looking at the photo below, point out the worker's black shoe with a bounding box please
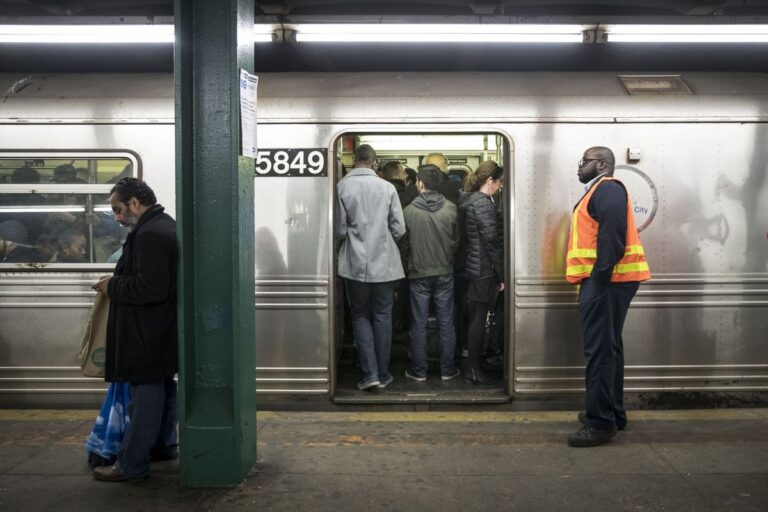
[567,425,617,448]
[578,410,626,431]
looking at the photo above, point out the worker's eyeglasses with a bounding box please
[578,158,603,168]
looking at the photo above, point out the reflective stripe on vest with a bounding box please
[565,176,651,284]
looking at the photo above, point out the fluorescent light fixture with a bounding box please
[0,24,174,43]
[294,24,584,43]
[0,206,84,213]
[607,24,768,43]
[0,24,275,43]
[253,24,274,43]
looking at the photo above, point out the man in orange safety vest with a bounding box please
[566,146,650,447]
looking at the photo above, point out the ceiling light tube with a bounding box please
[0,24,174,44]
[606,24,768,43]
[253,24,274,43]
[294,24,584,43]
[0,24,276,44]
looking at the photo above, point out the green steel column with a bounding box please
[174,0,256,487]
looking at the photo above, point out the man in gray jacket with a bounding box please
[402,165,460,382]
[337,144,406,391]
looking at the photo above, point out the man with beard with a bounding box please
[91,178,178,480]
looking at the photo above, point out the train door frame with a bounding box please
[327,127,515,403]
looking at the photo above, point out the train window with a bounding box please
[0,154,137,265]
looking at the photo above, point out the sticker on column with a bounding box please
[239,69,259,159]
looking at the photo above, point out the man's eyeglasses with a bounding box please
[578,158,603,168]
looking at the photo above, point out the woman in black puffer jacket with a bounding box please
[458,160,504,385]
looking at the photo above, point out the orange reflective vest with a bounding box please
[566,176,651,284]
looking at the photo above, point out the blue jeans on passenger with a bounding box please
[345,279,396,385]
[117,376,178,477]
[409,274,457,377]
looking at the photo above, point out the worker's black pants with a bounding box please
[579,278,640,431]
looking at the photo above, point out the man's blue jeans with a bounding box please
[409,274,457,377]
[117,376,178,477]
[345,279,396,385]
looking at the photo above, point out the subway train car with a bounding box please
[0,72,766,407]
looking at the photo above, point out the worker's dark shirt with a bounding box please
[586,179,627,285]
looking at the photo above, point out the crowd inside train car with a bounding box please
[337,144,505,390]
[0,163,132,264]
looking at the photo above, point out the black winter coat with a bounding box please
[105,205,178,383]
[459,191,503,282]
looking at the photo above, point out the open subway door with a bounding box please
[332,131,512,404]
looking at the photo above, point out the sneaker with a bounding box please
[377,375,394,389]
[567,425,617,448]
[460,348,469,358]
[404,369,427,382]
[357,378,381,391]
[441,368,461,381]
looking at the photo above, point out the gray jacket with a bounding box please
[402,191,458,279]
[337,167,406,283]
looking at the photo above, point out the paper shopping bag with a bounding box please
[78,292,109,378]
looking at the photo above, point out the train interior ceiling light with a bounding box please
[0,24,767,44]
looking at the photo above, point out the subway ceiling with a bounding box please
[1,0,767,72]
[1,0,767,17]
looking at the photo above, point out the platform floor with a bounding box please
[1,408,767,512]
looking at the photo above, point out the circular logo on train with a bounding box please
[90,347,106,367]
[613,165,658,232]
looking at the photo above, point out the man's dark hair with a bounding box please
[380,161,403,180]
[404,167,417,185]
[110,177,157,206]
[12,167,40,184]
[354,144,376,165]
[417,164,443,191]
[58,228,84,247]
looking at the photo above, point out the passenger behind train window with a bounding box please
[0,167,47,244]
[0,220,45,263]
[0,157,134,264]
[54,229,88,263]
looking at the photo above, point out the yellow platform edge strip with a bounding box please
[2,408,767,423]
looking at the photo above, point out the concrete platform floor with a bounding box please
[1,408,767,512]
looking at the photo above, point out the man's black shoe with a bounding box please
[567,425,617,447]
[578,410,626,431]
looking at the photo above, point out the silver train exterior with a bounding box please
[0,72,766,407]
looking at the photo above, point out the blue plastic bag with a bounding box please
[86,382,131,465]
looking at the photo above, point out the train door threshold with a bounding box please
[333,387,509,405]
[333,353,509,404]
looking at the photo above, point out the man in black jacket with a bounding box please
[92,178,178,482]
[402,165,460,382]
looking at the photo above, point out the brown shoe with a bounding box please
[93,465,149,482]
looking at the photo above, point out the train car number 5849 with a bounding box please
[254,148,327,177]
